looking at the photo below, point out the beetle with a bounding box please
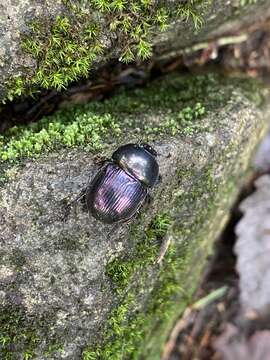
[86,143,159,224]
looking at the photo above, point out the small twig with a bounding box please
[156,234,171,264]
[161,286,228,359]
[157,34,248,60]
[192,286,228,310]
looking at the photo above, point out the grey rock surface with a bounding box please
[253,132,270,172]
[0,73,270,358]
[235,175,270,311]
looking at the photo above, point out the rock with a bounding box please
[253,132,270,172]
[0,72,269,359]
[1,0,270,101]
[235,175,270,311]
[215,324,270,360]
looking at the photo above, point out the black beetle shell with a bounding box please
[87,163,147,224]
[112,143,159,188]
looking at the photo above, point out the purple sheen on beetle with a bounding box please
[87,163,147,224]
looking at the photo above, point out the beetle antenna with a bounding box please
[62,188,86,222]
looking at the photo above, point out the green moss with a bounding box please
[0,309,35,360]
[0,307,63,360]
[83,213,172,359]
[237,0,258,6]
[0,111,121,161]
[106,213,171,293]
[3,0,207,102]
[1,73,243,163]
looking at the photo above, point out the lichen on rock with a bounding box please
[0,72,269,359]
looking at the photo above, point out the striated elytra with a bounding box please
[86,143,159,224]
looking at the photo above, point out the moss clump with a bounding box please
[1,73,241,163]
[0,111,121,161]
[83,213,172,359]
[0,308,37,360]
[106,213,171,293]
[3,0,207,102]
[0,307,63,360]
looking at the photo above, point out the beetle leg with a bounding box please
[155,234,171,265]
[72,187,87,204]
[62,188,87,221]
[107,223,121,237]
[139,193,153,213]
[156,174,162,185]
[145,193,153,205]
[94,156,109,167]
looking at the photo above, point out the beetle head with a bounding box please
[140,143,157,157]
[112,143,159,188]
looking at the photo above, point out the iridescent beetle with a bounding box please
[86,143,159,224]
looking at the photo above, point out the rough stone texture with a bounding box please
[0,73,270,359]
[235,175,270,311]
[1,0,270,99]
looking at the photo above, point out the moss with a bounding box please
[0,111,121,161]
[83,213,172,359]
[0,72,252,163]
[0,307,63,360]
[3,0,207,102]
[105,213,171,293]
[236,0,258,6]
